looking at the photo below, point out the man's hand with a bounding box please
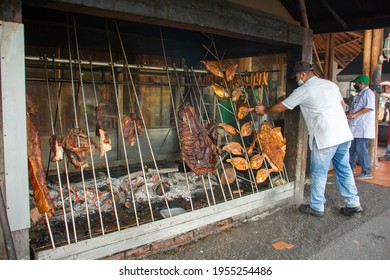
[255,104,266,116]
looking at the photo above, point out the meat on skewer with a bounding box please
[95,105,112,158]
[121,113,145,148]
[178,101,220,175]
[49,135,64,162]
[26,95,55,216]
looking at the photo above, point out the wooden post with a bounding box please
[370,29,383,87]
[324,34,330,79]
[362,30,372,77]
[328,33,335,81]
[369,29,384,167]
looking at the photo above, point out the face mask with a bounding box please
[297,74,305,86]
[353,84,360,92]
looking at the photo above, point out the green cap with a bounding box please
[352,75,370,84]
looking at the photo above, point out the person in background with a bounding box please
[381,81,390,122]
[347,75,376,179]
[378,81,390,161]
[255,60,362,217]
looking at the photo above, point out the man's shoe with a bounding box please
[340,205,363,216]
[299,204,324,217]
[378,155,390,161]
[355,173,372,180]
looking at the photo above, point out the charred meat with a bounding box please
[26,96,55,216]
[178,101,220,175]
[205,120,222,154]
[49,135,64,162]
[62,127,98,168]
[121,113,145,148]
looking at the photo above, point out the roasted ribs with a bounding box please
[177,101,220,175]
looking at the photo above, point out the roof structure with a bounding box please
[280,0,390,73]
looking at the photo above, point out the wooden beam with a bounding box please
[24,0,307,46]
[298,0,309,28]
[312,41,324,73]
[335,37,362,49]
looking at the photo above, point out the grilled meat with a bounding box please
[250,154,264,170]
[95,105,112,157]
[200,60,224,78]
[257,121,286,172]
[218,122,238,136]
[256,168,271,184]
[231,86,243,102]
[246,137,256,155]
[177,101,220,175]
[225,64,238,81]
[121,113,145,148]
[240,121,253,137]
[226,157,250,171]
[210,83,229,99]
[237,105,254,120]
[205,120,222,154]
[26,96,54,216]
[222,142,244,155]
[49,135,64,162]
[62,127,98,168]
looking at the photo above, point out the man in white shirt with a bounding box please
[347,75,376,179]
[255,61,362,217]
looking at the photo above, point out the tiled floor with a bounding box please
[337,144,390,188]
[354,144,390,187]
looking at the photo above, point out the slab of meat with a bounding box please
[257,121,286,172]
[49,135,64,162]
[177,102,220,175]
[200,60,224,79]
[121,113,145,147]
[225,63,238,81]
[204,120,221,154]
[95,105,112,157]
[26,96,55,216]
[62,127,98,168]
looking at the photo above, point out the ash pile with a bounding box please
[30,166,225,225]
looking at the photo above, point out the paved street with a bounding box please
[146,175,390,260]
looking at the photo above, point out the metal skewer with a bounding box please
[43,54,70,245]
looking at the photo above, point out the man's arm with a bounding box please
[255,103,288,116]
[346,108,372,120]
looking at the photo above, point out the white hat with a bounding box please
[380,81,390,86]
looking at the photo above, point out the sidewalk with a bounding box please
[145,149,390,260]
